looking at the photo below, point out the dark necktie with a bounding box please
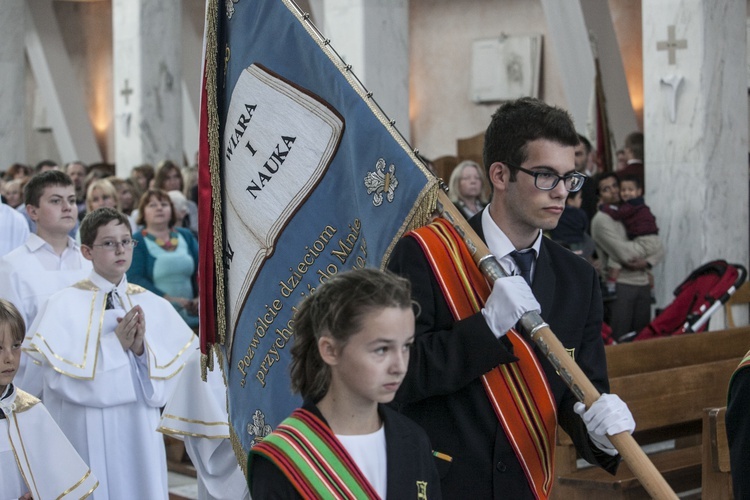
[105,291,115,310]
[0,384,12,420]
[510,250,535,286]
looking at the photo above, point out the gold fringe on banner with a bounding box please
[230,424,249,477]
[205,0,227,351]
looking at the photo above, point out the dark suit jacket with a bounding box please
[387,214,618,499]
[580,174,599,228]
[248,401,442,499]
[727,362,750,500]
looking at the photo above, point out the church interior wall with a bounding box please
[25,1,113,166]
[408,0,565,160]
[608,0,642,132]
[409,0,645,160]
[18,0,736,170]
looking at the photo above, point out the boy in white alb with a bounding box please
[0,171,92,394]
[1,298,99,499]
[22,208,198,499]
[0,196,29,258]
[158,349,250,500]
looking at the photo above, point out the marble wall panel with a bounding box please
[0,0,26,165]
[643,0,748,315]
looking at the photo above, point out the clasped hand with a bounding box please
[115,305,146,356]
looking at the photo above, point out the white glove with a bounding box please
[574,393,635,456]
[481,276,541,339]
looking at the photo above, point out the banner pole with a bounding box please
[435,191,678,500]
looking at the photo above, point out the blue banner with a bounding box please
[203,0,437,459]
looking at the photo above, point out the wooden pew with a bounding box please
[702,407,733,499]
[552,327,749,499]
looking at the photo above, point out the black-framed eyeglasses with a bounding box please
[504,162,586,193]
[92,239,138,251]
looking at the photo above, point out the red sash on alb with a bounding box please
[409,218,557,499]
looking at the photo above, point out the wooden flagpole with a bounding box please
[434,191,678,500]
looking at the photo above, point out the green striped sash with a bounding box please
[248,408,380,499]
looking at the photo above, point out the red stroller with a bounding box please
[631,260,747,341]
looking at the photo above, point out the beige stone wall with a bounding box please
[608,0,642,131]
[409,0,645,161]
[24,0,644,166]
[408,0,566,160]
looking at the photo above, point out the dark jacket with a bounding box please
[549,205,589,245]
[248,401,442,499]
[600,197,658,239]
[727,359,750,500]
[387,214,618,499]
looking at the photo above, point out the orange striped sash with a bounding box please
[409,218,557,499]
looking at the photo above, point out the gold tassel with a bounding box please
[230,424,249,477]
[204,0,228,349]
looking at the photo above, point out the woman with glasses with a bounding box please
[130,189,200,328]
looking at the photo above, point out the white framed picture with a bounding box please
[470,34,543,103]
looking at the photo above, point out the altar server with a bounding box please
[158,348,250,500]
[23,207,197,499]
[1,298,99,499]
[0,170,92,394]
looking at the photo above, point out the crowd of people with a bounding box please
[0,159,243,499]
[1,97,747,500]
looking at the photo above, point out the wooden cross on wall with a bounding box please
[657,25,687,65]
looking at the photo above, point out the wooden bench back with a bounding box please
[554,328,748,498]
[611,358,737,432]
[605,326,750,378]
[557,355,739,447]
[702,407,733,499]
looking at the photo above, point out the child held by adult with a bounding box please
[247,268,441,499]
[1,299,99,499]
[599,175,663,296]
[22,207,198,499]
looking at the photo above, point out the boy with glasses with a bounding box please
[389,97,634,498]
[22,207,197,499]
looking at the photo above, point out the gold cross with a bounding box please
[656,25,687,65]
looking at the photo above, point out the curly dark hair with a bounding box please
[290,268,413,401]
[482,97,579,181]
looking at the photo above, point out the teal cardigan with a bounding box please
[129,227,199,298]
